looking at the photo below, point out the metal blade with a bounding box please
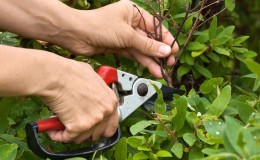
[149,85,184,102]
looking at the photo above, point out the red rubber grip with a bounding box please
[97,66,118,84]
[36,66,118,132]
[37,117,65,133]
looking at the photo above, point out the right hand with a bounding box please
[43,61,119,144]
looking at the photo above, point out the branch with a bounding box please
[154,113,178,143]
[170,0,207,79]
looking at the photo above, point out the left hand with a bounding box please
[68,1,178,78]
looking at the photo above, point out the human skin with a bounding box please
[0,0,178,143]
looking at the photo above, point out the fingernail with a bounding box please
[159,45,171,55]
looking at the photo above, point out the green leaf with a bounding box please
[207,52,220,62]
[152,83,166,114]
[242,50,257,58]
[183,133,197,146]
[216,26,235,39]
[225,0,235,12]
[208,85,231,117]
[127,136,145,149]
[204,120,225,138]
[187,41,206,51]
[194,64,212,79]
[0,143,18,160]
[188,147,204,160]
[185,52,195,65]
[18,151,39,160]
[197,129,215,145]
[0,98,19,133]
[172,96,187,131]
[231,47,248,54]
[233,36,250,46]
[214,47,230,56]
[0,134,28,150]
[0,32,19,46]
[200,152,239,160]
[171,143,183,159]
[235,101,255,123]
[115,137,127,160]
[223,116,243,156]
[191,46,208,57]
[195,33,209,43]
[184,17,193,33]
[210,36,231,46]
[186,112,201,127]
[237,129,260,157]
[133,152,148,160]
[253,77,260,91]
[177,65,190,78]
[209,17,217,40]
[199,77,223,94]
[202,148,224,156]
[156,150,172,157]
[244,59,260,76]
[77,0,90,8]
[130,120,156,135]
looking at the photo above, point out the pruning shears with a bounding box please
[25,66,183,159]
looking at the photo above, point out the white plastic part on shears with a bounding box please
[115,70,162,122]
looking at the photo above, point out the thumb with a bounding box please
[132,32,172,58]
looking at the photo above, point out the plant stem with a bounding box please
[170,0,206,79]
[154,114,178,143]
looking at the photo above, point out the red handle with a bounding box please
[37,117,65,133]
[97,66,118,84]
[36,66,118,132]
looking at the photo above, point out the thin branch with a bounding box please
[163,0,177,19]
[170,5,190,48]
[133,4,151,37]
[188,0,224,19]
[154,114,178,143]
[170,0,207,79]
[195,0,235,29]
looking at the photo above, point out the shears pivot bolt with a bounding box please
[137,83,148,96]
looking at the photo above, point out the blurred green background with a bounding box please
[234,0,260,61]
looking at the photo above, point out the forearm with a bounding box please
[0,45,64,97]
[0,0,81,49]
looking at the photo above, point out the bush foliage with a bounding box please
[0,0,259,160]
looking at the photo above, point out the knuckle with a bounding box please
[103,127,117,138]
[144,38,154,53]
[93,112,104,123]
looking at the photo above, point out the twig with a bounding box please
[170,5,190,48]
[188,0,224,19]
[195,0,235,29]
[163,0,177,19]
[170,0,207,79]
[154,113,178,143]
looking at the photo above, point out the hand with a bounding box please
[0,0,178,78]
[43,61,119,143]
[68,1,178,78]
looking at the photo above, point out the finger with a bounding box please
[90,108,119,141]
[167,54,176,66]
[162,32,179,54]
[131,30,172,58]
[131,6,179,54]
[125,48,163,78]
[72,129,93,144]
[73,110,118,143]
[135,27,178,57]
[102,109,119,138]
[47,130,78,143]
